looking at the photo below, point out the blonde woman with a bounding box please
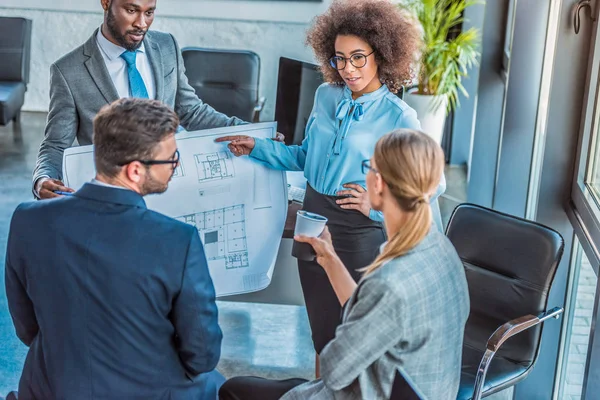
[219,129,470,400]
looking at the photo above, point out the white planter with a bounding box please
[402,91,448,145]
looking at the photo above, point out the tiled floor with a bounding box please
[0,114,44,395]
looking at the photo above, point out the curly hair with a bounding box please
[306,0,421,93]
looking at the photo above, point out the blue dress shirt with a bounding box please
[251,83,446,222]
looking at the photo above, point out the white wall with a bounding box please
[0,0,331,118]
[0,0,331,23]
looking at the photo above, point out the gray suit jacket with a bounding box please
[33,29,244,184]
[282,228,470,400]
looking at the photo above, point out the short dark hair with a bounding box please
[306,0,422,93]
[93,98,179,177]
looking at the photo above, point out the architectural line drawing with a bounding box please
[195,151,235,182]
[177,205,249,269]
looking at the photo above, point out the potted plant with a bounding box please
[399,0,482,144]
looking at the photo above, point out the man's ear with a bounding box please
[101,0,110,12]
[125,162,145,184]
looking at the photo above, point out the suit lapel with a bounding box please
[83,29,120,104]
[145,34,164,102]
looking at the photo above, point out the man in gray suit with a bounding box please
[34,0,248,198]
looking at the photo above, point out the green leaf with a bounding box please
[400,0,484,113]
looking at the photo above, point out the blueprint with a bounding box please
[177,204,249,269]
[62,122,288,297]
[195,151,235,182]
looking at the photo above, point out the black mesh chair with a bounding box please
[446,204,564,400]
[0,17,32,127]
[181,47,265,122]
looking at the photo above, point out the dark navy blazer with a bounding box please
[5,183,223,399]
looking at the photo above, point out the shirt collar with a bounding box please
[343,83,389,104]
[96,26,146,62]
[75,182,147,209]
[90,178,128,190]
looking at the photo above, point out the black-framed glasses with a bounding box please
[119,149,180,168]
[329,50,375,70]
[361,159,378,175]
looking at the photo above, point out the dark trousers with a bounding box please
[299,185,386,353]
[218,376,307,400]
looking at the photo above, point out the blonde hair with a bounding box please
[362,129,444,275]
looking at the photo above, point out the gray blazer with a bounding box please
[33,29,244,184]
[282,228,470,400]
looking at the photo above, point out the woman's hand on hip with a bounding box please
[295,227,342,271]
[215,135,256,156]
[336,183,371,217]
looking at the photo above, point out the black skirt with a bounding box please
[298,184,386,353]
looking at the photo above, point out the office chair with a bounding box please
[0,17,32,128]
[446,204,564,400]
[181,47,265,123]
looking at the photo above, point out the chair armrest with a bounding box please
[487,307,564,352]
[252,97,266,123]
[472,306,563,400]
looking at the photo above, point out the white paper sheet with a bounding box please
[63,122,288,297]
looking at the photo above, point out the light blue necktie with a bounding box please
[120,51,149,99]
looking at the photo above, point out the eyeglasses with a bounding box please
[329,51,375,70]
[119,149,180,169]
[361,159,378,175]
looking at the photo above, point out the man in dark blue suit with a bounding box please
[5,98,223,399]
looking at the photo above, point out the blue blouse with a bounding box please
[250,83,446,222]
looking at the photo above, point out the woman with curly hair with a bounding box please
[217,0,446,371]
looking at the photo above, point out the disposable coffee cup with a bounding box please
[291,210,328,261]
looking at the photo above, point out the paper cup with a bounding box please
[292,211,328,261]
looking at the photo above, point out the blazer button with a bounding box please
[400,341,409,350]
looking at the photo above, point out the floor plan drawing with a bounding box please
[177,205,249,269]
[64,122,286,296]
[195,151,235,182]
